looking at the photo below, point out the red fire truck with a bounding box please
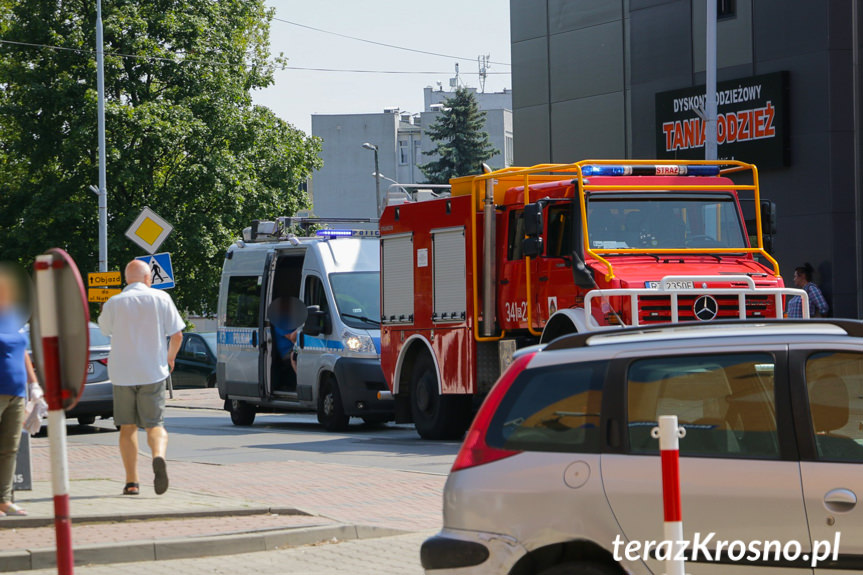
[378,159,806,439]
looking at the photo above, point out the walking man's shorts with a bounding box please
[113,380,166,428]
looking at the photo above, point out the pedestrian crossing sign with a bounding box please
[135,252,175,290]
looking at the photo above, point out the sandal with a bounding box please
[153,457,169,495]
[1,503,27,516]
[123,482,140,496]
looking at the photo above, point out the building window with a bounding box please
[398,140,409,165]
[413,140,422,165]
[505,134,514,166]
[718,0,735,19]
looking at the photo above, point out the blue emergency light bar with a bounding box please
[581,165,721,177]
[316,229,380,238]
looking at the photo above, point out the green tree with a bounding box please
[420,87,499,184]
[0,0,322,315]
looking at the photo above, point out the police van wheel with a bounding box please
[229,400,256,426]
[410,353,471,440]
[317,375,349,431]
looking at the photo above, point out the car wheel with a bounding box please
[317,374,349,431]
[206,374,216,388]
[77,416,96,426]
[538,561,621,575]
[229,399,256,426]
[410,352,472,440]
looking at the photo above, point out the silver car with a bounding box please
[423,320,863,574]
[23,322,113,426]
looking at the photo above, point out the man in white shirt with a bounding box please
[99,260,185,496]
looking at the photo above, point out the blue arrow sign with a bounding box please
[135,252,175,290]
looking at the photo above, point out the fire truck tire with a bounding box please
[411,353,472,440]
[229,399,256,426]
[317,374,350,431]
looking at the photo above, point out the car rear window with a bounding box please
[486,361,607,454]
[627,353,779,459]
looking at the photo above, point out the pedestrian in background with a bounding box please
[787,262,829,318]
[0,265,36,516]
[99,260,184,496]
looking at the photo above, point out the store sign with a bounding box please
[655,71,789,168]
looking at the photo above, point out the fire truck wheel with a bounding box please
[411,353,472,440]
[229,400,256,426]
[317,374,350,431]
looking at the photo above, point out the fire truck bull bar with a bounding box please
[583,275,810,329]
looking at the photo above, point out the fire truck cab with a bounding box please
[379,160,808,439]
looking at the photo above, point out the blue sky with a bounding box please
[254,0,512,134]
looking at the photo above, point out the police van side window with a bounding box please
[225,276,261,327]
[304,276,329,313]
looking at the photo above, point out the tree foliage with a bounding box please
[419,87,499,184]
[0,0,322,315]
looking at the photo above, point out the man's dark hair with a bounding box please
[795,262,814,282]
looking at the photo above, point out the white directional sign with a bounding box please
[125,207,173,254]
[135,252,175,290]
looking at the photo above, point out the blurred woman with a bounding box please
[0,266,34,516]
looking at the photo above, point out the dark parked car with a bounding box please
[22,322,113,426]
[172,332,217,388]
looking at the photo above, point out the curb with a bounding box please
[0,506,310,530]
[0,524,409,572]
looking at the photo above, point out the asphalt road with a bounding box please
[63,406,461,476]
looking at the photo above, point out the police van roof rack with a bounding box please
[244,217,379,243]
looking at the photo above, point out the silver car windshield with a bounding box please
[587,196,747,250]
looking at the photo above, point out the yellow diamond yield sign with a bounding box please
[125,207,173,254]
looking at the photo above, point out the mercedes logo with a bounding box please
[693,295,719,321]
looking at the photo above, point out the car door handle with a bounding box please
[824,488,857,513]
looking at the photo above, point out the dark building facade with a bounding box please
[510,0,863,318]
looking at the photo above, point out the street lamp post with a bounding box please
[362,142,380,217]
[96,0,108,272]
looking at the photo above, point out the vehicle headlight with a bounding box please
[342,330,376,355]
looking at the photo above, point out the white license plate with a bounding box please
[646,280,694,290]
[87,362,95,374]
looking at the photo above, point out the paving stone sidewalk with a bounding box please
[0,389,443,572]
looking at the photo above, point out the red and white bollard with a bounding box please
[651,415,687,575]
[34,254,75,575]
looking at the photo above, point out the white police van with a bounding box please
[216,218,392,430]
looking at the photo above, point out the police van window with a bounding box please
[627,353,780,459]
[805,351,863,462]
[507,209,525,260]
[304,275,329,313]
[225,276,260,327]
[546,205,571,258]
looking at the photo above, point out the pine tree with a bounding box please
[420,87,499,184]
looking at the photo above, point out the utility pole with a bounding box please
[705,0,718,160]
[96,0,108,272]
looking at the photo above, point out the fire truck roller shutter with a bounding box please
[432,227,466,322]
[381,234,414,324]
